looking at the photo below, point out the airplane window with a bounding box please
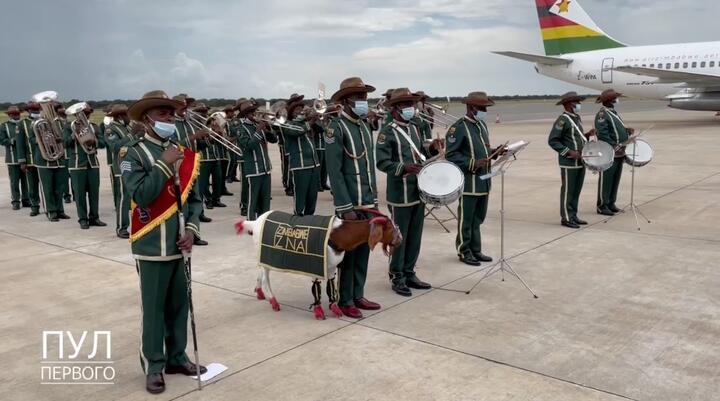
[642,64,646,67]
[701,62,706,68]
[711,61,716,67]
[683,62,688,68]
[667,63,672,68]
[650,64,655,68]
[692,62,697,68]
[674,63,680,68]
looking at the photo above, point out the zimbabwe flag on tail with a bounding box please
[536,0,625,56]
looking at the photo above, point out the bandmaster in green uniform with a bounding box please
[325,77,382,319]
[595,89,634,216]
[122,90,206,394]
[0,106,30,209]
[376,88,442,297]
[445,91,497,266]
[236,98,277,220]
[548,92,595,229]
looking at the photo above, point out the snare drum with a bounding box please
[582,141,614,173]
[417,160,464,206]
[624,139,653,167]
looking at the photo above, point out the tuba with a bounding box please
[31,91,66,161]
[66,102,98,154]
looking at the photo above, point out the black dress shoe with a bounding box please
[22,201,32,207]
[459,253,481,266]
[146,373,165,394]
[573,217,588,225]
[222,190,233,196]
[322,185,332,191]
[285,189,294,196]
[225,178,234,184]
[49,216,59,222]
[476,253,493,262]
[561,220,580,229]
[12,203,20,210]
[63,195,72,204]
[30,209,40,216]
[199,214,212,223]
[58,213,71,220]
[80,221,90,229]
[89,219,107,226]
[406,275,431,290]
[609,205,623,213]
[205,202,214,209]
[117,230,130,239]
[597,208,615,216]
[165,362,207,376]
[194,237,208,246]
[391,282,412,297]
[213,201,227,208]
[240,208,248,217]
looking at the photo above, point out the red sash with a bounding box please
[130,147,200,242]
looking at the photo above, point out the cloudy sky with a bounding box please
[0,0,716,102]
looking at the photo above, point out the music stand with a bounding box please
[622,140,651,230]
[466,140,538,298]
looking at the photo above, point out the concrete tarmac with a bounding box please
[0,101,718,401]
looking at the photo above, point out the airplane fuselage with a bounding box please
[536,41,720,110]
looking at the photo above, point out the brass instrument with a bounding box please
[31,91,65,161]
[186,109,243,156]
[254,101,304,131]
[66,102,98,154]
[312,98,341,119]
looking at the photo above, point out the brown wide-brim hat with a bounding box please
[6,105,20,115]
[103,104,113,114]
[233,97,248,111]
[128,90,184,121]
[287,101,305,115]
[596,89,623,103]
[236,99,259,117]
[331,77,376,102]
[415,91,430,101]
[25,102,41,112]
[462,91,495,107]
[192,102,209,113]
[223,105,236,113]
[556,91,586,105]
[176,93,196,106]
[108,104,129,117]
[287,93,305,106]
[385,88,422,108]
[383,88,394,99]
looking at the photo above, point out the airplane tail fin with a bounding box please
[535,0,626,56]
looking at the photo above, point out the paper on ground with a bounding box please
[191,362,228,382]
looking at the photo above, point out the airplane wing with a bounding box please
[492,51,572,66]
[615,66,720,86]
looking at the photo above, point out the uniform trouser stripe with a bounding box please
[389,203,425,283]
[561,169,569,221]
[70,167,100,222]
[597,158,623,209]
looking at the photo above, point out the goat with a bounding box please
[235,209,402,320]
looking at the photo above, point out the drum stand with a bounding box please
[466,170,538,298]
[622,143,651,230]
[425,205,457,233]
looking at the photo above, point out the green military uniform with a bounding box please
[226,118,241,184]
[64,121,105,226]
[595,106,628,212]
[230,118,250,213]
[237,118,277,220]
[16,117,41,213]
[309,121,328,190]
[197,136,223,207]
[57,118,72,203]
[548,112,587,223]
[280,120,320,216]
[376,120,429,286]
[445,116,492,258]
[325,111,378,306]
[174,116,198,152]
[106,121,133,235]
[120,134,202,375]
[277,130,293,193]
[0,119,30,208]
[17,118,67,220]
[411,115,434,142]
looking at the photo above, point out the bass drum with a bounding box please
[624,139,653,167]
[417,160,464,207]
[582,141,614,173]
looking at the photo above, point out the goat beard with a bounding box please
[382,243,394,257]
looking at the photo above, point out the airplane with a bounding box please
[494,0,720,111]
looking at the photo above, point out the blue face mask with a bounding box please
[150,119,177,139]
[401,107,415,121]
[573,104,582,113]
[475,111,487,121]
[30,113,40,119]
[352,100,369,118]
[613,99,620,106]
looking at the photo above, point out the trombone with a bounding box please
[254,101,304,131]
[185,109,243,156]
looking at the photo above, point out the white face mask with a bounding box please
[613,99,620,106]
[573,104,582,113]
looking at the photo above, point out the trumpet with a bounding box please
[254,101,304,131]
[186,110,243,156]
[31,91,65,161]
[312,98,342,119]
[66,102,98,154]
